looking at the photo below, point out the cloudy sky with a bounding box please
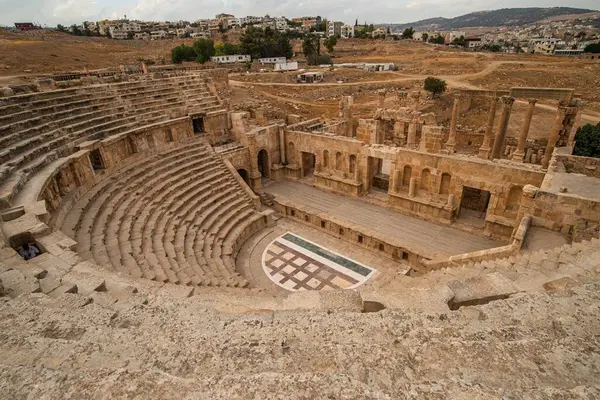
[1,0,598,26]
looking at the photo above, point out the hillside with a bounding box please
[385,7,598,31]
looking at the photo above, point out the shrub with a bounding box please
[423,77,447,98]
[573,123,600,158]
[171,44,197,64]
[193,39,215,64]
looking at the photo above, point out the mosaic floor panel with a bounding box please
[262,232,376,291]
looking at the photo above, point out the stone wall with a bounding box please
[555,154,600,178]
[272,197,420,270]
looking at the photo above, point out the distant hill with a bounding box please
[383,7,598,31]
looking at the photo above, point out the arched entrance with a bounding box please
[237,168,249,184]
[257,149,270,180]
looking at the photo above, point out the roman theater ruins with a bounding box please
[0,66,599,397]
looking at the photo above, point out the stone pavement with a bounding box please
[264,180,503,258]
[237,218,407,294]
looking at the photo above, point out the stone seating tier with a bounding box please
[0,83,215,140]
[0,82,217,141]
[0,74,224,209]
[60,141,259,288]
[0,74,212,111]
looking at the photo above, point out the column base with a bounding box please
[478,147,491,160]
[250,172,263,191]
[444,142,456,153]
[511,150,525,163]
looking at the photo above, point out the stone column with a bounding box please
[388,160,397,194]
[393,169,401,192]
[445,97,460,152]
[511,99,537,162]
[247,138,262,190]
[397,92,407,107]
[278,128,286,165]
[567,109,582,147]
[141,62,148,74]
[412,92,421,110]
[378,90,387,109]
[408,177,417,198]
[542,106,568,168]
[407,122,418,147]
[478,97,498,159]
[491,96,515,160]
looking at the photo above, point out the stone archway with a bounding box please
[257,149,270,180]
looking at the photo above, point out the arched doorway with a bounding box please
[257,149,270,180]
[237,168,249,184]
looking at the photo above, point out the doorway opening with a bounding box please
[257,149,270,181]
[301,151,316,177]
[192,117,205,134]
[89,149,105,171]
[459,186,491,227]
[237,168,249,184]
[367,156,390,193]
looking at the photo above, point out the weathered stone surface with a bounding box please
[447,272,518,309]
[0,282,599,398]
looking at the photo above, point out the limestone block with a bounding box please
[543,277,577,293]
[62,270,106,294]
[0,87,14,97]
[284,290,363,313]
[447,272,518,310]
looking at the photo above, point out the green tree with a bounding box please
[56,24,65,32]
[584,42,600,53]
[422,33,429,42]
[324,36,337,53]
[70,24,82,36]
[171,44,197,63]
[423,77,447,98]
[215,42,240,56]
[302,33,322,65]
[428,34,445,44]
[192,39,215,63]
[573,123,600,158]
[239,26,293,59]
[483,43,502,52]
[402,27,414,39]
[451,35,466,47]
[355,18,358,27]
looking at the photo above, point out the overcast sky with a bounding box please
[1,0,598,27]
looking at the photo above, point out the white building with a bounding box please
[258,57,287,64]
[340,25,354,39]
[274,62,298,71]
[134,32,150,40]
[327,21,343,37]
[150,30,167,40]
[211,54,252,63]
[445,31,466,44]
[190,31,210,39]
[274,17,288,32]
[109,29,129,40]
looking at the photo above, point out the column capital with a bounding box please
[527,98,538,105]
[500,96,515,107]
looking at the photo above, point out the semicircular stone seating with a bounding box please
[59,140,263,288]
[0,72,268,289]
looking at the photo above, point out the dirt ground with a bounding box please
[0,28,194,77]
[1,28,599,132]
